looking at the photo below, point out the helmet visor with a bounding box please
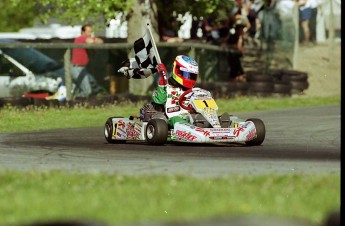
[174,65,197,80]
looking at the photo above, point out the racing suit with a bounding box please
[118,59,190,127]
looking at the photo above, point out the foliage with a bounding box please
[0,0,133,31]
[0,0,37,31]
[156,0,235,35]
[34,0,132,28]
[0,0,235,33]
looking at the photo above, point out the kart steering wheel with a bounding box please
[178,88,194,111]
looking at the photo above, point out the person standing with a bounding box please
[71,24,104,97]
[307,0,321,44]
[226,18,247,82]
[295,0,312,45]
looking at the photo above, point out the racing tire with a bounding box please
[104,117,126,144]
[145,119,168,145]
[245,118,266,146]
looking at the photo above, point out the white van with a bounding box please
[0,39,63,98]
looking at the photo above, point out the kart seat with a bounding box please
[219,112,231,128]
[193,114,210,128]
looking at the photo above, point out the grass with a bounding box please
[0,171,340,226]
[0,95,340,225]
[0,95,340,133]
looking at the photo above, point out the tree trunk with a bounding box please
[127,0,159,96]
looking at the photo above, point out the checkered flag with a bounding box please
[133,27,158,69]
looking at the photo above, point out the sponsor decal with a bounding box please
[114,121,126,138]
[175,130,197,141]
[167,90,181,105]
[117,128,126,134]
[233,127,245,137]
[210,128,231,133]
[167,106,180,113]
[246,129,257,141]
[117,120,126,129]
[134,123,142,134]
[195,127,211,136]
[116,131,126,138]
[210,136,236,140]
[125,122,141,140]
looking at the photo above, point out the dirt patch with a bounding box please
[295,43,341,97]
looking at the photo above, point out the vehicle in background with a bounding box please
[0,39,104,100]
[0,39,63,99]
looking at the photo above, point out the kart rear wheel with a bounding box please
[104,117,126,144]
[245,118,265,146]
[145,119,168,145]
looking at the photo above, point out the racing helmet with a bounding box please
[171,55,198,89]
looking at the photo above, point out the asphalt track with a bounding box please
[0,105,340,177]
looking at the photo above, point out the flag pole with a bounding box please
[146,23,162,64]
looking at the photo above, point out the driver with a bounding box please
[118,55,229,128]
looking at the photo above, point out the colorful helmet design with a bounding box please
[171,55,198,89]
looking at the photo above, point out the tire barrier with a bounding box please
[246,71,274,97]
[197,82,238,99]
[279,70,309,94]
[0,69,309,109]
[234,81,249,96]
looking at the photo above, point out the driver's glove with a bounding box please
[118,66,133,79]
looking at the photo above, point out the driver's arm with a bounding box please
[152,85,167,105]
[118,58,158,79]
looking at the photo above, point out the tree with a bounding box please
[1,0,235,36]
[0,1,37,31]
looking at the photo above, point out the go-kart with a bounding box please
[104,87,265,146]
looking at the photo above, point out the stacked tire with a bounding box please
[246,70,274,97]
[280,70,309,94]
[270,70,293,97]
[197,82,238,99]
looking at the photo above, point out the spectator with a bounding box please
[226,18,247,82]
[161,28,183,43]
[295,0,312,45]
[224,1,250,82]
[202,14,230,46]
[245,0,264,46]
[308,0,321,44]
[201,14,219,44]
[71,23,104,97]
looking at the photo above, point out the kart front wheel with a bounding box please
[245,118,265,146]
[104,117,126,144]
[145,119,168,145]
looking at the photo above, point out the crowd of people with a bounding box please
[179,0,321,83]
[194,0,264,83]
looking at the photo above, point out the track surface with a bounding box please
[0,105,340,177]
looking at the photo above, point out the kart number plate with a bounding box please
[194,99,217,111]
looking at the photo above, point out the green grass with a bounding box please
[0,171,340,226]
[0,95,340,133]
